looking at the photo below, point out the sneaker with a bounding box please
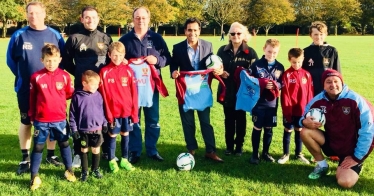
[224,149,233,155]
[30,176,42,191]
[308,164,330,180]
[234,147,243,156]
[120,158,135,171]
[296,154,310,164]
[64,170,77,182]
[278,154,290,164]
[102,153,119,161]
[17,161,30,175]
[46,156,63,166]
[262,153,275,162]
[81,170,88,182]
[72,155,81,168]
[92,169,103,179]
[249,154,260,165]
[109,159,119,173]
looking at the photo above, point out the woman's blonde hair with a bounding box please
[228,22,251,43]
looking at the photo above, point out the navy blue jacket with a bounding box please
[119,30,171,75]
[69,89,107,132]
[250,56,284,108]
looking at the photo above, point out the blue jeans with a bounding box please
[129,91,160,156]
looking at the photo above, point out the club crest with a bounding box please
[80,43,87,52]
[21,112,27,119]
[81,140,86,146]
[147,40,153,48]
[121,77,128,86]
[34,129,40,137]
[142,67,148,76]
[342,106,351,115]
[97,42,104,50]
[56,82,64,90]
[302,77,307,84]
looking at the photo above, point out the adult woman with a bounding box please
[217,22,258,156]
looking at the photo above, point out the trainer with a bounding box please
[300,69,374,188]
[64,5,112,167]
[6,1,65,175]
[118,6,171,164]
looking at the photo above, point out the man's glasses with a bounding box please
[230,32,242,36]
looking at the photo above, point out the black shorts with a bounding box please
[321,131,363,175]
[79,131,103,148]
[252,107,277,128]
[283,116,302,130]
[17,90,31,125]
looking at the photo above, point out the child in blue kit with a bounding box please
[69,70,107,181]
[249,39,284,164]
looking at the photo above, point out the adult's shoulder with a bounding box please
[199,39,212,46]
[173,39,187,48]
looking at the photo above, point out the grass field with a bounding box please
[0,35,374,195]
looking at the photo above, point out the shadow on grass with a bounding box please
[127,143,374,195]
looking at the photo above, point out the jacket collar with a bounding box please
[223,42,249,52]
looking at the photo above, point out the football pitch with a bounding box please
[0,35,373,195]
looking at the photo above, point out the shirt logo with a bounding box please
[56,82,64,90]
[121,77,128,86]
[97,42,104,50]
[108,78,115,83]
[342,106,351,115]
[142,68,149,76]
[308,58,314,66]
[40,84,48,88]
[320,106,327,114]
[302,77,307,84]
[80,43,87,51]
[289,78,296,83]
[147,40,153,48]
[23,42,33,50]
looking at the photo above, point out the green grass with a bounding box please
[0,35,374,195]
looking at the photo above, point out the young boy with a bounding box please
[278,48,313,164]
[69,70,107,181]
[99,42,138,173]
[249,39,284,164]
[302,21,341,96]
[28,44,75,191]
[302,21,341,162]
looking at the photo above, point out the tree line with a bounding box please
[1,0,374,38]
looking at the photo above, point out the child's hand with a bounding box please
[122,58,128,64]
[144,55,158,65]
[302,116,322,129]
[72,131,80,140]
[110,121,116,130]
[172,70,180,79]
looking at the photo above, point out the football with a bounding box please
[205,54,223,70]
[305,108,326,125]
[176,153,195,171]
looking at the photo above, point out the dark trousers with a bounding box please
[178,105,216,153]
[223,106,246,150]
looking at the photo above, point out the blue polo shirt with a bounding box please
[118,29,171,72]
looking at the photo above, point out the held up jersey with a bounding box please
[128,58,168,107]
[175,70,225,112]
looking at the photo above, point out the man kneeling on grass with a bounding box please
[300,69,374,188]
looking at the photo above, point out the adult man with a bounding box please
[6,1,65,175]
[118,6,171,164]
[300,69,374,188]
[170,18,224,162]
[64,6,112,167]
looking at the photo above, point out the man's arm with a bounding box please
[154,36,171,68]
[6,34,18,76]
[170,45,179,78]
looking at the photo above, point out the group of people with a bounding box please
[5,2,374,191]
